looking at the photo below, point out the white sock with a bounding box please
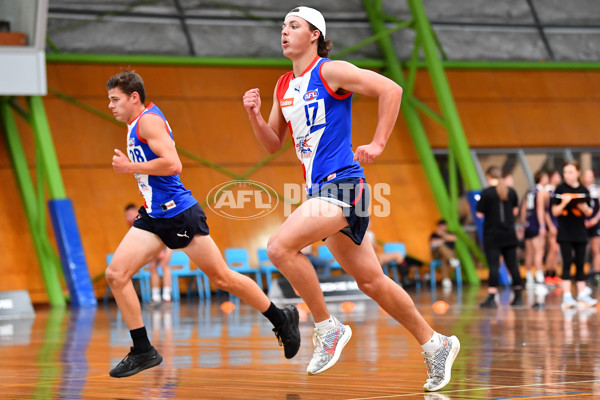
[152,288,161,302]
[162,286,171,301]
[315,316,337,332]
[421,332,442,353]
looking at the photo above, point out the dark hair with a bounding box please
[124,203,137,211]
[534,169,548,184]
[486,166,508,202]
[106,70,145,103]
[307,22,332,58]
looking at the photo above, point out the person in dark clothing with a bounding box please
[476,166,524,308]
[429,220,459,288]
[551,160,597,309]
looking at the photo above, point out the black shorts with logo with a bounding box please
[308,176,370,245]
[133,203,209,249]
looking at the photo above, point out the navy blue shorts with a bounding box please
[587,224,600,238]
[133,203,209,249]
[308,177,369,245]
[524,225,540,239]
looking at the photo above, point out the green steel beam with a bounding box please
[28,96,67,199]
[407,0,480,192]
[363,0,480,284]
[45,53,600,71]
[0,97,66,307]
[333,20,413,59]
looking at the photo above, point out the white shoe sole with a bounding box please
[307,325,352,375]
[424,336,460,392]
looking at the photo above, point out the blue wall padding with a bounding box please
[48,199,97,307]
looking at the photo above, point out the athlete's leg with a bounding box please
[183,234,270,311]
[266,198,348,322]
[326,232,434,343]
[157,248,173,301]
[183,233,301,359]
[524,238,535,285]
[327,231,459,391]
[148,257,161,303]
[532,234,546,281]
[546,230,560,278]
[590,236,600,274]
[106,227,165,329]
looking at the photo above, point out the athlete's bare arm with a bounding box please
[243,87,288,154]
[320,60,403,164]
[112,113,182,176]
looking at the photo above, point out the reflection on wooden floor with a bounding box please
[2,285,600,399]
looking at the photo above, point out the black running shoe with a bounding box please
[109,346,163,378]
[480,295,497,309]
[273,304,301,359]
[510,290,523,306]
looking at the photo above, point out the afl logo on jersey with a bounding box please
[128,138,135,147]
[304,89,318,101]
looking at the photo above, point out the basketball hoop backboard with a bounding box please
[0,0,48,95]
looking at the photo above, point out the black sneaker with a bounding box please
[510,290,523,306]
[532,302,546,310]
[109,346,163,378]
[480,295,497,309]
[273,305,301,359]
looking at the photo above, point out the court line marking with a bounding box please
[342,379,600,399]
[486,390,597,399]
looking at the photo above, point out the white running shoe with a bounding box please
[535,269,545,284]
[306,317,352,375]
[525,271,535,288]
[423,335,460,392]
[579,286,592,298]
[577,293,598,308]
[562,294,577,310]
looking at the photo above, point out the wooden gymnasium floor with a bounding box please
[2,285,600,400]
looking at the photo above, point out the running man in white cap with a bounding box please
[242,6,460,392]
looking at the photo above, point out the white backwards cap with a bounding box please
[286,6,326,38]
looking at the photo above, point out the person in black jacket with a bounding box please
[551,160,597,309]
[476,166,524,308]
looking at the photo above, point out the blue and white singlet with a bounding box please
[276,56,364,195]
[126,103,197,218]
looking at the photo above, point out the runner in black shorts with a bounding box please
[243,7,459,391]
[105,70,300,378]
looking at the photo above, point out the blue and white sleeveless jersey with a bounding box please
[525,184,544,229]
[276,56,364,195]
[126,103,197,218]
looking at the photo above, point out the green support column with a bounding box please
[363,0,480,284]
[28,96,67,199]
[407,0,481,191]
[0,97,66,307]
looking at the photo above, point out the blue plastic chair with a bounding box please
[430,258,462,289]
[169,250,211,301]
[224,248,263,291]
[257,248,280,292]
[382,242,421,288]
[103,253,152,303]
[317,246,343,272]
